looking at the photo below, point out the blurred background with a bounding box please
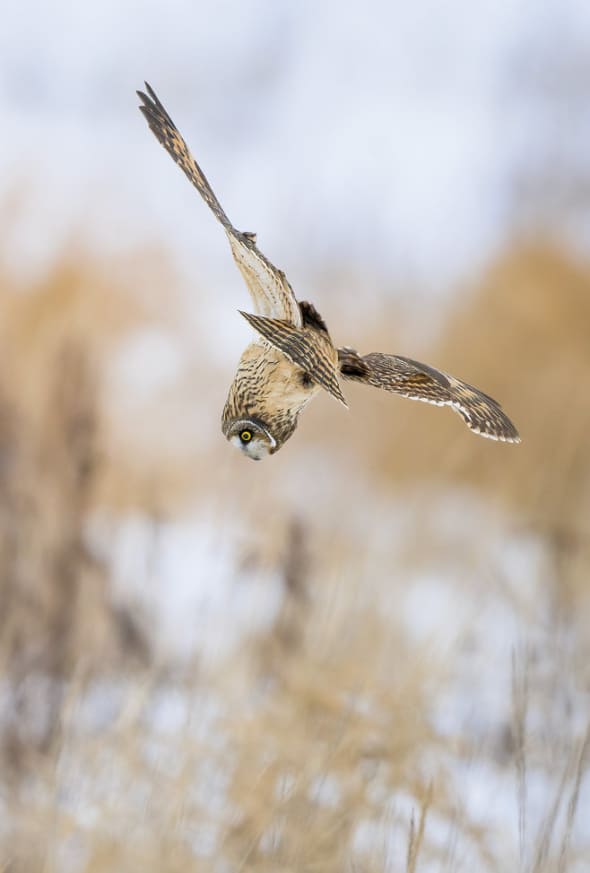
[1,1,590,870]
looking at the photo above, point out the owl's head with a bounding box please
[225,418,278,461]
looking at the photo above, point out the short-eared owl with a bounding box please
[137,83,520,460]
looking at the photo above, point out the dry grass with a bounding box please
[0,239,589,871]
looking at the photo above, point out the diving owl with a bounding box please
[137,83,520,460]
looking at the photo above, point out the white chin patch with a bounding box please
[229,434,268,460]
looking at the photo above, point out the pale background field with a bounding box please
[1,1,590,871]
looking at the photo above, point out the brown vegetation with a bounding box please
[0,241,588,871]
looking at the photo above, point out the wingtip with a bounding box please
[470,426,522,444]
[499,420,521,444]
[137,82,162,113]
[144,81,158,103]
[137,82,152,101]
[334,386,349,408]
[239,310,274,329]
[238,309,255,326]
[325,374,348,408]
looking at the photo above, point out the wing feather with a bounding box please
[338,348,520,443]
[241,312,347,406]
[137,83,301,326]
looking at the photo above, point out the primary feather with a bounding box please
[338,348,520,443]
[137,83,302,326]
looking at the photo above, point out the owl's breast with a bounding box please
[221,341,319,443]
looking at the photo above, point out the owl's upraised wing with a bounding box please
[240,311,347,406]
[338,348,520,442]
[137,83,302,327]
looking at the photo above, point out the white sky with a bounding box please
[2,0,590,293]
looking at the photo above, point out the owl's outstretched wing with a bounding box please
[338,348,520,443]
[241,311,347,406]
[137,82,302,327]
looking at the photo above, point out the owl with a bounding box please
[138,83,520,460]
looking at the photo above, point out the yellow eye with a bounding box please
[240,430,252,442]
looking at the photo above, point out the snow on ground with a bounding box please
[80,488,590,865]
[91,508,284,664]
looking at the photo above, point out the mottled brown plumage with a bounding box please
[338,348,520,442]
[137,82,521,459]
[137,83,302,326]
[239,311,346,406]
[221,341,320,458]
